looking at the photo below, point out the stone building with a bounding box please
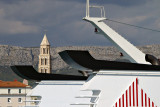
[38,34,51,73]
[0,80,31,107]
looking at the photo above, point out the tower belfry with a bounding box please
[38,33,51,73]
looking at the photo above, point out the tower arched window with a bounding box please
[41,58,43,65]
[46,58,47,65]
[42,58,45,65]
[45,69,47,73]
[41,69,43,73]
[45,58,47,65]
[43,48,45,54]
[47,48,49,54]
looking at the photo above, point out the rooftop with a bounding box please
[0,80,30,88]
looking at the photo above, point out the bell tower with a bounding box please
[38,33,51,73]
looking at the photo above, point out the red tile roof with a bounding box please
[0,80,30,88]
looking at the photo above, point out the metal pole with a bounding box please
[86,0,90,17]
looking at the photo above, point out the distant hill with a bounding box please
[0,44,160,70]
[0,44,160,82]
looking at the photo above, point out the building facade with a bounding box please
[0,80,32,107]
[38,34,51,73]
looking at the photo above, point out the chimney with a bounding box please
[23,79,28,85]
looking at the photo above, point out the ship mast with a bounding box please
[83,0,150,64]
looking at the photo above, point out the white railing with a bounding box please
[90,5,105,18]
[86,0,105,18]
[71,89,101,107]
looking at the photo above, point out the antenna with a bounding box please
[86,0,90,17]
[44,29,48,35]
[85,0,106,18]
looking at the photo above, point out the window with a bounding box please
[19,89,21,94]
[45,58,47,65]
[8,89,11,94]
[42,58,44,65]
[45,69,47,73]
[46,59,48,65]
[43,48,47,54]
[41,69,43,73]
[8,98,11,103]
[47,48,49,54]
[18,98,22,103]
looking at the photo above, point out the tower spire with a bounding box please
[40,33,50,46]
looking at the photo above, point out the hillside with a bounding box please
[0,44,160,84]
[0,45,160,71]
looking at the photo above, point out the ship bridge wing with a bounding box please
[59,50,160,71]
[11,65,88,81]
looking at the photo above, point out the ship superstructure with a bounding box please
[11,0,160,107]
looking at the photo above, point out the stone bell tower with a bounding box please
[38,33,51,73]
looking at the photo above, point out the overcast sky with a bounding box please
[0,0,160,47]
